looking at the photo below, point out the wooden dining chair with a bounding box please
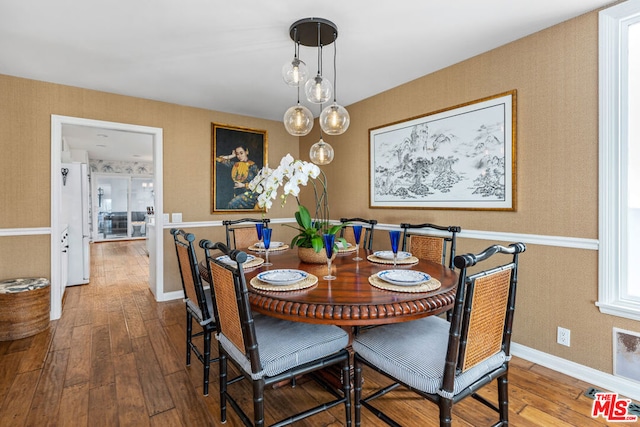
[400,223,461,269]
[223,218,270,250]
[353,242,526,427]
[170,228,218,396]
[340,217,378,251]
[199,239,352,427]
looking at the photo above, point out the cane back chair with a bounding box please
[400,223,461,269]
[223,218,270,250]
[353,242,526,427]
[200,240,352,427]
[170,228,218,396]
[340,217,378,251]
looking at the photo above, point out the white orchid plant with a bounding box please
[247,154,345,252]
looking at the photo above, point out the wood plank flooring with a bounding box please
[0,240,628,426]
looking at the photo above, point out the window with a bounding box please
[598,0,640,321]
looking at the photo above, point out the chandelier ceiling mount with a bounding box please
[289,17,338,48]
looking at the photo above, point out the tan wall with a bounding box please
[299,10,639,372]
[0,75,298,295]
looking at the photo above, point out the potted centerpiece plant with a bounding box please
[247,154,346,263]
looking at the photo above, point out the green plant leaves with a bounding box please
[287,204,348,252]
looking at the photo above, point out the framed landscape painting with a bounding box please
[369,90,516,210]
[211,123,267,213]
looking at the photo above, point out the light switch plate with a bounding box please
[172,213,183,223]
[163,213,170,223]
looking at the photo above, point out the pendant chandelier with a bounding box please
[282,18,350,165]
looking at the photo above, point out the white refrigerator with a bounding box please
[61,162,90,286]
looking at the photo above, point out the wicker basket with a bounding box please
[297,247,336,264]
[0,278,50,341]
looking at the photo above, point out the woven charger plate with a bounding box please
[248,244,290,253]
[368,274,441,293]
[367,254,419,265]
[243,257,264,269]
[337,245,357,254]
[250,274,318,292]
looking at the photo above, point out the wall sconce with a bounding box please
[61,168,69,186]
[98,187,104,207]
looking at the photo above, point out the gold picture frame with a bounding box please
[211,123,267,213]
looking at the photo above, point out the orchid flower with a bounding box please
[248,153,331,232]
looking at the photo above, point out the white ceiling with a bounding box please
[1,0,615,161]
[62,124,154,163]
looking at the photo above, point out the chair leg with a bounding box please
[253,379,266,427]
[354,355,363,427]
[219,348,227,424]
[185,310,192,366]
[497,373,509,424]
[342,355,353,427]
[203,329,211,396]
[438,398,453,427]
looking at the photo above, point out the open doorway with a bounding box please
[50,115,164,320]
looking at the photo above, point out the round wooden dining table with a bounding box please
[202,247,458,327]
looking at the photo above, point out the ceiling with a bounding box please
[1,0,615,161]
[62,124,154,163]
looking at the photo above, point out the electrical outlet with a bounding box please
[557,327,571,347]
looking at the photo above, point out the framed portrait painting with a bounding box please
[369,90,516,210]
[211,123,267,213]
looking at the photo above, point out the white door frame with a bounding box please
[50,115,164,319]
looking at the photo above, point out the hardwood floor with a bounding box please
[0,240,625,426]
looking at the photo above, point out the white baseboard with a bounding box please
[512,342,640,401]
[157,289,184,302]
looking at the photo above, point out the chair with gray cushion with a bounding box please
[340,217,378,251]
[400,223,461,269]
[170,228,218,396]
[353,242,526,427]
[223,217,270,250]
[200,239,352,427]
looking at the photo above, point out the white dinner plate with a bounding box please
[336,241,353,249]
[255,241,284,249]
[373,251,412,260]
[216,254,255,266]
[377,270,430,286]
[257,269,308,285]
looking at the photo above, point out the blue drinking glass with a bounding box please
[262,227,273,266]
[389,230,401,268]
[255,222,264,241]
[352,225,363,261]
[323,233,336,280]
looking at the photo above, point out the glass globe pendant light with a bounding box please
[305,74,332,104]
[283,104,313,136]
[309,136,334,165]
[319,103,349,135]
[304,22,332,104]
[320,33,349,135]
[281,30,308,87]
[282,58,308,87]
[283,86,313,136]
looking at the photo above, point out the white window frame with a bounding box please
[598,0,640,321]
